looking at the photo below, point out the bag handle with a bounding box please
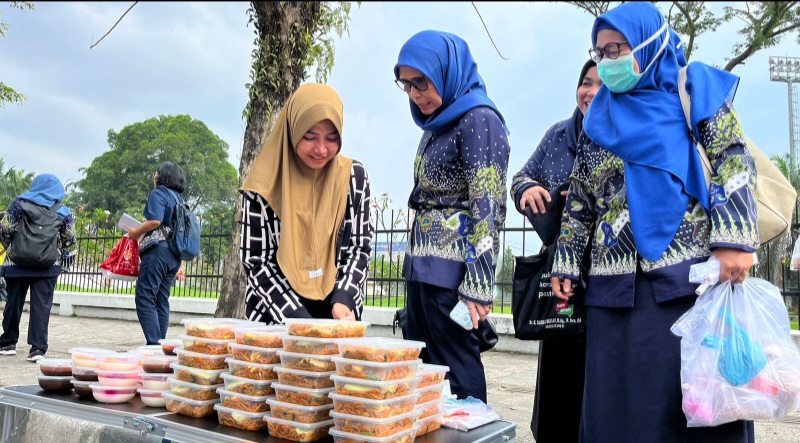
[677,66,713,189]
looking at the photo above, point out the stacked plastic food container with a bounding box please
[36,357,75,394]
[164,317,245,417]
[412,363,450,436]
[69,347,146,404]
[212,323,285,431]
[137,345,178,407]
[327,336,427,443]
[265,318,370,442]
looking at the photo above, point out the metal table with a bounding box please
[0,385,516,442]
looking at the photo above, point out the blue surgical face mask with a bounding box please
[597,23,669,93]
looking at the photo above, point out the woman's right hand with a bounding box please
[550,276,574,300]
[520,186,552,214]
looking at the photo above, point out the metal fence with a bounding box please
[59,205,800,319]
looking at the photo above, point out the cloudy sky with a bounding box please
[1,2,798,251]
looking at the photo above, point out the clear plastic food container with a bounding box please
[158,338,182,356]
[332,357,421,381]
[278,351,336,372]
[221,372,276,396]
[71,379,94,398]
[264,416,334,442]
[175,348,231,370]
[272,383,334,407]
[216,388,271,413]
[182,318,250,340]
[330,375,420,400]
[229,342,281,364]
[37,358,73,377]
[170,362,226,386]
[90,384,137,403]
[168,377,223,401]
[140,372,171,390]
[329,392,419,419]
[95,353,142,371]
[68,347,114,368]
[415,411,445,437]
[225,357,278,380]
[329,426,418,443]
[233,324,285,348]
[141,355,177,374]
[415,397,445,419]
[267,398,334,424]
[338,337,425,362]
[281,335,342,355]
[416,363,449,388]
[96,369,141,387]
[275,366,335,389]
[72,365,99,382]
[284,318,369,338]
[416,381,445,404]
[37,375,73,392]
[162,392,219,417]
[178,334,232,355]
[138,388,169,407]
[329,409,420,437]
[214,404,269,431]
[134,345,164,357]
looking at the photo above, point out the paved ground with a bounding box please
[0,313,798,442]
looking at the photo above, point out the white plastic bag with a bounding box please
[671,278,800,427]
[791,236,800,271]
[440,396,500,431]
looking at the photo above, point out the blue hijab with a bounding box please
[18,173,72,219]
[583,2,738,261]
[394,30,508,135]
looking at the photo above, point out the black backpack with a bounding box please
[8,200,64,269]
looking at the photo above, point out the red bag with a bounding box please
[100,236,139,281]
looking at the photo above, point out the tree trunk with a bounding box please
[215,1,322,318]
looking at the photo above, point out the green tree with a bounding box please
[564,1,800,71]
[75,114,238,218]
[495,246,516,304]
[0,2,33,109]
[0,159,35,208]
[215,1,357,318]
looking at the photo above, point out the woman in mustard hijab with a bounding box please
[239,83,374,323]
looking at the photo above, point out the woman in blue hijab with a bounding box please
[0,174,77,362]
[394,30,510,403]
[550,3,757,442]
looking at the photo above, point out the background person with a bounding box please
[394,30,511,403]
[239,83,373,324]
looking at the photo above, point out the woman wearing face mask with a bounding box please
[239,83,374,324]
[550,3,756,442]
[510,59,601,443]
[394,30,510,403]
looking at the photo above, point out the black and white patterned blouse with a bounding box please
[240,161,373,324]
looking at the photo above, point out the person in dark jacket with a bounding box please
[0,174,77,361]
[509,59,601,443]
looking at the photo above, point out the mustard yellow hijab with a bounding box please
[241,83,353,300]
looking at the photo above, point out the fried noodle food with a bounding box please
[337,417,414,437]
[340,346,420,362]
[271,404,332,424]
[276,390,332,406]
[284,340,339,355]
[218,409,268,431]
[222,395,269,413]
[416,418,442,436]
[338,363,412,381]
[231,365,277,380]
[226,380,274,396]
[266,421,331,442]
[183,340,230,355]
[172,385,220,401]
[237,332,282,348]
[418,372,446,388]
[179,354,227,370]
[174,368,223,385]
[278,372,334,389]
[287,322,366,338]
[187,324,235,340]
[336,382,411,400]
[417,388,442,404]
[233,348,280,364]
[166,399,216,417]
[333,398,414,418]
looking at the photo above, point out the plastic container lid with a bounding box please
[37,358,73,367]
[329,425,420,443]
[68,347,115,356]
[161,391,221,406]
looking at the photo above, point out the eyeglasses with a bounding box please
[394,76,428,93]
[588,41,630,63]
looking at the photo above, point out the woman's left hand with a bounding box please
[712,247,753,284]
[175,267,186,282]
[463,298,491,330]
[332,303,354,320]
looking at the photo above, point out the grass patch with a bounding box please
[791,321,798,331]
[56,284,219,299]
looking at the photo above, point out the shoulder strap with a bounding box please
[677,66,712,188]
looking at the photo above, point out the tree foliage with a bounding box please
[0,158,35,208]
[562,1,800,71]
[0,1,34,109]
[495,246,515,302]
[75,114,238,218]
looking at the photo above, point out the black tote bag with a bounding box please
[512,243,586,341]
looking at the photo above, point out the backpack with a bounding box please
[677,66,798,245]
[8,200,64,269]
[164,189,201,261]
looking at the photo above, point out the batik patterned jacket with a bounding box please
[403,107,510,304]
[240,161,373,324]
[552,101,758,307]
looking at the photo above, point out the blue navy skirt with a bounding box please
[580,267,754,443]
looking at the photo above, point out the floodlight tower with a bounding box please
[769,56,800,162]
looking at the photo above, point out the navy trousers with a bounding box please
[136,242,180,345]
[403,280,487,402]
[0,275,57,352]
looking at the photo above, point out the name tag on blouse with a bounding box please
[309,268,323,279]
